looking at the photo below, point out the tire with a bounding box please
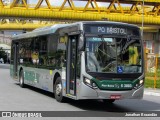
[54,77,65,102]
[19,70,25,88]
[103,99,115,104]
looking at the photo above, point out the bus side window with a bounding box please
[30,37,40,65]
[39,36,47,66]
[47,34,59,68]
[57,35,67,68]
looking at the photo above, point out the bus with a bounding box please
[10,21,144,103]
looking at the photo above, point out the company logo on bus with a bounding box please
[114,84,120,88]
[101,84,120,88]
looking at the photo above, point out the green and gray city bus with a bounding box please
[10,21,144,103]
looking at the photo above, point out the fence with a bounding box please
[145,53,160,89]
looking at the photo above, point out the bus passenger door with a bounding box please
[13,43,19,78]
[66,35,78,96]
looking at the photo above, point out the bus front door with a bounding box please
[66,35,78,96]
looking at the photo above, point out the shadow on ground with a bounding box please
[15,83,160,112]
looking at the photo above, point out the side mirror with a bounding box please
[78,34,85,51]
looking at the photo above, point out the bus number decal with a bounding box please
[124,84,132,88]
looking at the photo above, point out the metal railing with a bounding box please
[145,53,160,88]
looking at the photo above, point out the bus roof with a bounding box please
[12,21,139,40]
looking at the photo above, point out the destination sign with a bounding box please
[90,26,127,35]
[84,25,140,36]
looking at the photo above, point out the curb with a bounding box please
[144,89,160,96]
[144,91,160,96]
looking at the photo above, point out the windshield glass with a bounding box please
[85,37,142,73]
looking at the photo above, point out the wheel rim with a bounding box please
[56,83,62,96]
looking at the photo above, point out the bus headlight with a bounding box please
[84,78,91,85]
[139,79,144,85]
[84,78,98,89]
[134,79,144,89]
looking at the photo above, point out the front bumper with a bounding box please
[78,83,144,100]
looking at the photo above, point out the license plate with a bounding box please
[110,95,121,99]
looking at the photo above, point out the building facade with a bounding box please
[0,34,12,45]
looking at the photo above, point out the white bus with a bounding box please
[10,21,144,103]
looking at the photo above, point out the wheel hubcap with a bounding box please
[56,83,62,96]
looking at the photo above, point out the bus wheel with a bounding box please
[54,77,65,102]
[103,99,115,104]
[19,70,25,88]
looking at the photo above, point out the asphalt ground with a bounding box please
[0,64,159,119]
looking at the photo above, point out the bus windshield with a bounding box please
[85,37,142,73]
